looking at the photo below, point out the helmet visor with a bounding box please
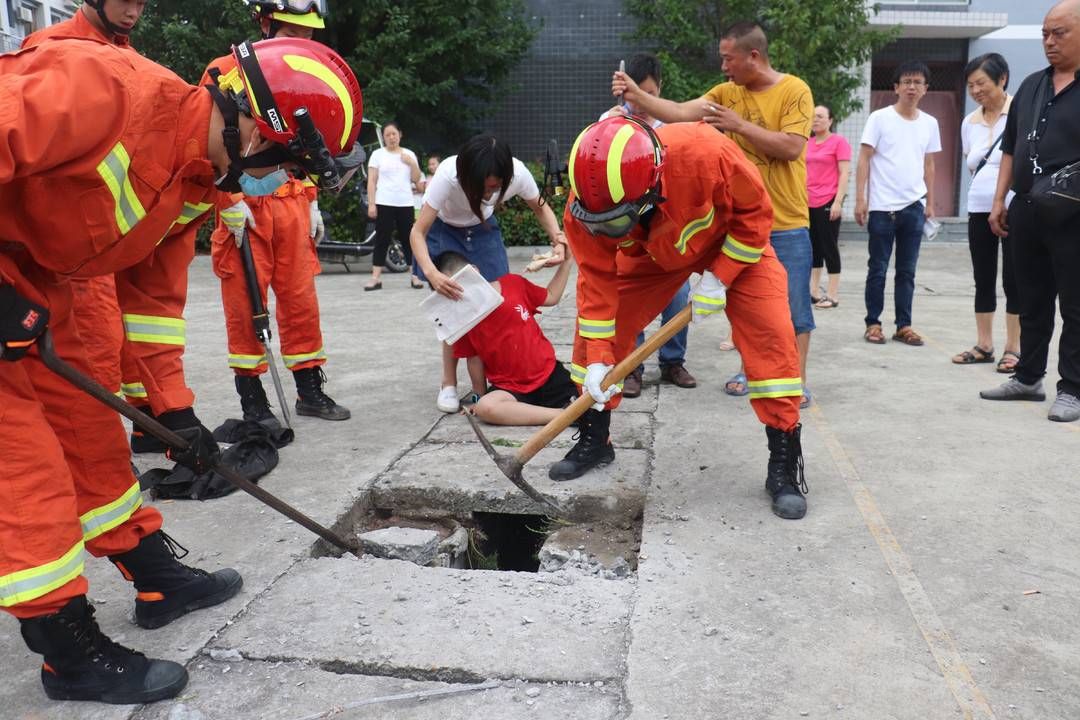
[280,0,327,14]
[569,197,648,238]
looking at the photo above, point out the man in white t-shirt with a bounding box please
[854,60,942,347]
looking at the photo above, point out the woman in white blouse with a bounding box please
[365,122,424,290]
[952,53,1020,373]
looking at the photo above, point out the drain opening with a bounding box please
[469,512,550,572]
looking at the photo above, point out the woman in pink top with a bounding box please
[806,105,852,308]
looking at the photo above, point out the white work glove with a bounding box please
[690,270,727,323]
[309,199,325,244]
[583,362,621,410]
[220,200,256,248]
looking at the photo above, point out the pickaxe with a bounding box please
[465,305,692,517]
[37,330,360,556]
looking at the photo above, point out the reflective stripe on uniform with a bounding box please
[721,234,764,264]
[0,541,85,608]
[80,480,143,543]
[747,377,803,399]
[176,202,213,225]
[122,314,185,345]
[121,382,147,399]
[96,142,146,235]
[675,207,716,254]
[569,363,587,385]
[282,347,326,368]
[578,317,616,339]
[229,353,267,370]
[691,294,726,315]
[618,238,634,248]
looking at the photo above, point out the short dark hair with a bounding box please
[626,52,662,86]
[893,60,931,86]
[721,21,768,57]
[964,52,1009,90]
[435,251,470,276]
[382,120,402,133]
[456,134,514,223]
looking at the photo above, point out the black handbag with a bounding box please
[1027,76,1080,225]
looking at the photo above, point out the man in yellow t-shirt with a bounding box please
[612,21,815,408]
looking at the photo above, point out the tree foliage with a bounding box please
[624,0,898,123]
[134,0,538,149]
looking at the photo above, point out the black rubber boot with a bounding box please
[765,424,809,519]
[293,367,351,421]
[109,531,243,630]
[19,596,188,704]
[234,373,281,426]
[549,409,615,481]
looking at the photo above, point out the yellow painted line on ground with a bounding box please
[808,403,998,720]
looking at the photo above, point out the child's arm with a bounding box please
[542,252,574,307]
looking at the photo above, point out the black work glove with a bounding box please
[0,285,49,361]
[158,408,221,474]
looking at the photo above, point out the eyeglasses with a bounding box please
[897,79,927,87]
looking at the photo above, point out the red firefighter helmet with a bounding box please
[567,116,664,237]
[231,37,361,158]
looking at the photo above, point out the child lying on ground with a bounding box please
[437,250,575,426]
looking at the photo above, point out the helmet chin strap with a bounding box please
[205,81,295,192]
[83,0,131,38]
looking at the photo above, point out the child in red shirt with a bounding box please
[437,251,575,425]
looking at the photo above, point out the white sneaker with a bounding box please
[436,386,460,413]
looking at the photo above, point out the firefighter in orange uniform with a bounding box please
[20,0,164,442]
[0,37,363,704]
[552,116,810,519]
[204,0,350,425]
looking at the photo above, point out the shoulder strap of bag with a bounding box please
[1028,73,1052,175]
[972,129,1005,178]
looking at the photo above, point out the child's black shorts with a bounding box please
[489,361,577,410]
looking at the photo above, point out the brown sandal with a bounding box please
[864,324,886,344]
[892,327,924,346]
[996,351,1020,373]
[952,346,994,364]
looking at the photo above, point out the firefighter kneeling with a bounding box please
[554,116,810,520]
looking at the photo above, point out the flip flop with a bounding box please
[815,297,839,309]
[800,388,813,409]
[724,372,748,397]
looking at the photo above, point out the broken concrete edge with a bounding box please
[194,652,628,689]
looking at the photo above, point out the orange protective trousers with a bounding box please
[0,259,161,619]
[573,248,801,431]
[211,181,325,376]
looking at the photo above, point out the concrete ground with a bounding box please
[2,240,1077,720]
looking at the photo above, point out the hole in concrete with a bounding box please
[469,512,549,572]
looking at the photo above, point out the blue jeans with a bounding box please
[864,202,925,329]
[634,280,690,371]
[770,227,815,335]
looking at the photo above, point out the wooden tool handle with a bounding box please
[513,305,693,465]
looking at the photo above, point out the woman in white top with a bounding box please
[952,53,1020,372]
[366,122,424,290]
[410,133,566,413]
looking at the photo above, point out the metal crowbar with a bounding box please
[465,305,692,517]
[37,330,360,556]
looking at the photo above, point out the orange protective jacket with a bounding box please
[20,12,133,395]
[200,56,327,376]
[566,122,774,367]
[0,38,224,413]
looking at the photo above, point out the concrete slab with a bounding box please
[425,408,654,449]
[133,659,624,720]
[369,442,649,521]
[210,557,634,683]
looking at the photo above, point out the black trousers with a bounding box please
[968,212,1019,314]
[373,204,415,268]
[1009,198,1080,397]
[808,199,841,273]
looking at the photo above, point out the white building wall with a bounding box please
[1,0,76,51]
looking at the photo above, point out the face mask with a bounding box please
[239,168,290,196]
